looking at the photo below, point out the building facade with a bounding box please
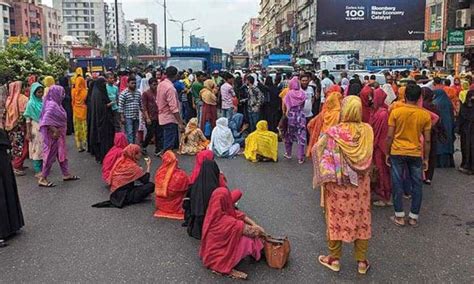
[0,1,12,48]
[105,1,126,46]
[9,0,44,40]
[53,0,106,44]
[241,17,260,61]
[128,18,157,54]
[190,35,209,48]
[40,4,62,53]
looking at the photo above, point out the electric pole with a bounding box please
[164,0,167,59]
[115,0,120,65]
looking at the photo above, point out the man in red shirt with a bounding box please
[141,78,163,155]
[156,66,185,153]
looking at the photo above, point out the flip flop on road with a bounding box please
[39,181,56,188]
[318,255,340,272]
[63,175,80,181]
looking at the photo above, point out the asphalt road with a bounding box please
[1,137,473,283]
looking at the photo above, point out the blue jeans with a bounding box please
[162,123,178,152]
[124,118,139,144]
[248,111,259,132]
[390,155,423,219]
[181,101,191,122]
[222,108,233,121]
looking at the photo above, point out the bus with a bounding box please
[364,57,421,72]
[230,54,250,69]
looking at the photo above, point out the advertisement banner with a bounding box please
[447,30,465,46]
[422,40,441,53]
[464,29,474,46]
[316,0,426,41]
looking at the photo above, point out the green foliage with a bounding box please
[0,45,51,82]
[46,52,69,79]
[87,31,102,48]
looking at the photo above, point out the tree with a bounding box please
[0,45,52,82]
[87,31,102,48]
[46,52,69,79]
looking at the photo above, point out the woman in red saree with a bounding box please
[199,187,265,280]
[102,132,129,183]
[189,149,227,186]
[369,88,392,206]
[154,150,189,220]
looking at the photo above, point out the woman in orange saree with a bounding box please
[154,150,189,220]
[312,96,373,275]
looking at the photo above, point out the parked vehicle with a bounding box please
[166,47,223,73]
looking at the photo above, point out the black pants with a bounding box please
[111,182,155,208]
[142,120,163,153]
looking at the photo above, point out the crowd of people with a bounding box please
[0,64,473,278]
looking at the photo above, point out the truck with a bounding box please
[166,47,222,73]
[262,54,291,68]
[70,57,117,73]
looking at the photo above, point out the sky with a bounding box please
[43,0,259,52]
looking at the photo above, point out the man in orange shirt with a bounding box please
[386,84,431,227]
[443,79,460,116]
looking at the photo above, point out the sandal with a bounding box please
[63,175,80,181]
[318,255,340,272]
[357,260,371,274]
[284,153,292,160]
[298,159,305,164]
[212,269,248,280]
[14,169,26,176]
[39,181,56,188]
[408,218,419,228]
[390,216,405,227]
[373,200,391,207]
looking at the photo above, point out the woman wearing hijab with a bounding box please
[312,96,373,275]
[189,149,227,186]
[359,84,373,123]
[24,83,44,177]
[244,120,278,162]
[370,89,392,206]
[263,77,281,132]
[178,117,209,155]
[209,117,241,158]
[306,89,342,158]
[43,76,55,97]
[283,77,307,164]
[458,89,474,175]
[154,151,189,219]
[88,78,115,163]
[93,144,154,208]
[185,159,227,239]
[102,132,129,183]
[72,76,88,152]
[5,81,29,176]
[38,85,79,187]
[0,129,24,248]
[199,187,265,280]
[433,86,455,168]
[59,76,74,135]
[422,87,442,183]
[200,79,218,131]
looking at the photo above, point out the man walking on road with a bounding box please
[156,66,186,153]
[220,72,236,120]
[386,84,431,227]
[119,77,142,144]
[141,78,162,155]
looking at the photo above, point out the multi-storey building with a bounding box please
[295,0,315,59]
[241,18,260,62]
[128,18,158,54]
[53,0,106,44]
[105,0,126,46]
[8,0,43,39]
[40,4,62,53]
[0,1,12,48]
[190,35,209,48]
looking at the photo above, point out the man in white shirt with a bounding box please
[320,69,334,104]
[300,74,314,119]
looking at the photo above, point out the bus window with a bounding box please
[378,60,386,67]
[405,59,412,66]
[372,60,378,67]
[397,59,404,66]
[389,59,396,66]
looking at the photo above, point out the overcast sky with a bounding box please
[43,0,259,52]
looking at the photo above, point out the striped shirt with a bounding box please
[118,89,142,119]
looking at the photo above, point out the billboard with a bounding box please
[316,0,426,41]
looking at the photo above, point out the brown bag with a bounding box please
[263,235,290,269]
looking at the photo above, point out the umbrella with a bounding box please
[296,58,313,65]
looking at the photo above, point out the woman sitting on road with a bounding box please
[243,120,278,162]
[209,117,241,158]
[188,149,227,186]
[185,159,227,239]
[92,144,154,208]
[178,118,209,155]
[200,187,265,280]
[102,132,129,183]
[154,150,189,220]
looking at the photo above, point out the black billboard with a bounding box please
[316,0,426,41]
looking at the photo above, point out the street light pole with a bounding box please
[169,18,196,47]
[114,0,120,65]
[163,0,167,59]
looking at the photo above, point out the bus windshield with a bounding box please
[166,58,204,71]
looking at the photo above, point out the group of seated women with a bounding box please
[178,115,279,162]
[95,144,267,279]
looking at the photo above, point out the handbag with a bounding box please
[263,235,290,269]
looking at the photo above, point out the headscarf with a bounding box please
[23,83,44,123]
[189,160,221,218]
[370,88,389,153]
[313,96,374,187]
[108,144,144,192]
[189,149,214,184]
[200,79,217,105]
[155,150,180,198]
[24,74,38,98]
[139,73,152,93]
[284,77,306,109]
[183,117,199,139]
[321,91,342,133]
[43,76,55,88]
[102,132,129,183]
[244,120,278,162]
[5,81,28,131]
[359,85,372,123]
[199,187,247,275]
[39,85,67,130]
[71,67,83,85]
[72,76,88,121]
[209,117,234,156]
[119,75,128,93]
